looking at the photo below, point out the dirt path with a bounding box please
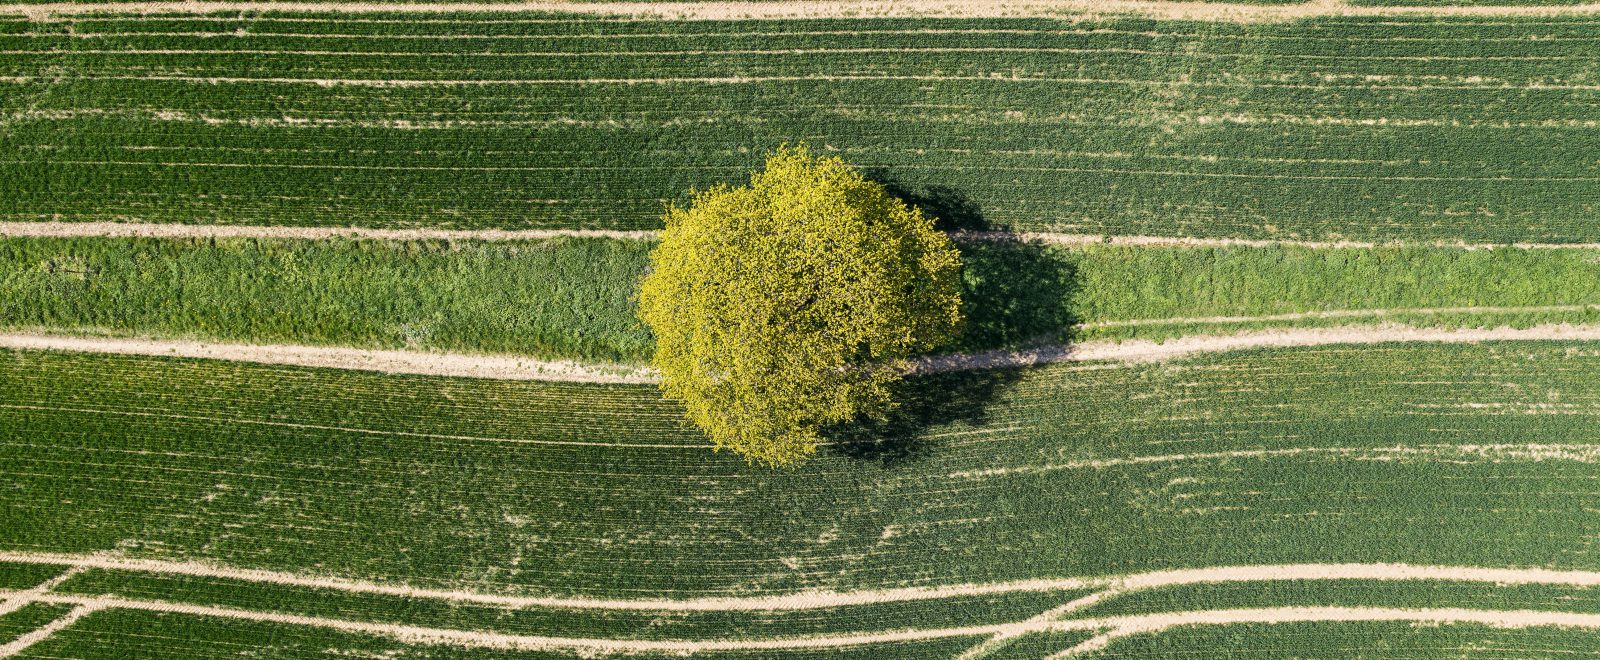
[9,0,1600,22]
[946,444,1600,480]
[0,333,658,384]
[1082,305,1600,329]
[13,550,1600,612]
[0,221,654,242]
[910,323,1600,374]
[13,222,1600,251]
[8,323,1600,383]
[9,589,1600,654]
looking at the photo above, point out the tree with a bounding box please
[637,145,964,466]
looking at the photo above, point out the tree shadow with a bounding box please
[868,171,996,232]
[824,179,1079,467]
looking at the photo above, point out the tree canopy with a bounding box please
[637,145,964,466]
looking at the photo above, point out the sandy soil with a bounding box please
[0,333,659,384]
[13,223,1600,251]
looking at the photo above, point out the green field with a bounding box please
[7,342,1600,654]
[3,12,1598,241]
[6,2,1600,657]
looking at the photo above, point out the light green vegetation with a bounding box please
[1076,622,1600,658]
[0,236,654,362]
[3,14,1598,241]
[10,235,1600,361]
[637,145,965,466]
[5,342,1600,597]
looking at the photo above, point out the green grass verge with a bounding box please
[3,14,1598,241]
[0,236,655,363]
[9,235,1600,363]
[1078,621,1600,658]
[7,342,1600,597]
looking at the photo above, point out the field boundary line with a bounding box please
[0,551,1097,611]
[909,322,1600,373]
[0,222,657,242]
[9,323,1600,382]
[7,590,1600,654]
[10,0,1600,22]
[1080,305,1600,329]
[14,223,1600,251]
[12,552,1600,613]
[944,444,1600,480]
[5,75,1598,92]
[960,589,1119,659]
[0,333,658,384]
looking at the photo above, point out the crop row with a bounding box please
[2,14,1597,240]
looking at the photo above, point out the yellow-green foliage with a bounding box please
[637,146,964,466]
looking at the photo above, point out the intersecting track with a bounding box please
[8,553,1600,656]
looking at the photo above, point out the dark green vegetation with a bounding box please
[1077,580,1600,617]
[14,608,989,660]
[9,235,1600,361]
[7,342,1600,653]
[1078,622,1600,658]
[8,342,1600,595]
[3,13,1598,241]
[0,603,74,644]
[0,563,67,590]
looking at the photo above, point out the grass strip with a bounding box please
[9,236,1600,362]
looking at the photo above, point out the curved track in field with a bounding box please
[9,553,1600,655]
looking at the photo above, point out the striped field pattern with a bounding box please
[0,9,1597,240]
[6,1,1600,657]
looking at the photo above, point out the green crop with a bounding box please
[2,14,1597,241]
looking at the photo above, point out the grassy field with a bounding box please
[9,235,1600,362]
[2,13,1598,241]
[6,342,1600,654]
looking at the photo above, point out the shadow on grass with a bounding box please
[824,179,1079,466]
